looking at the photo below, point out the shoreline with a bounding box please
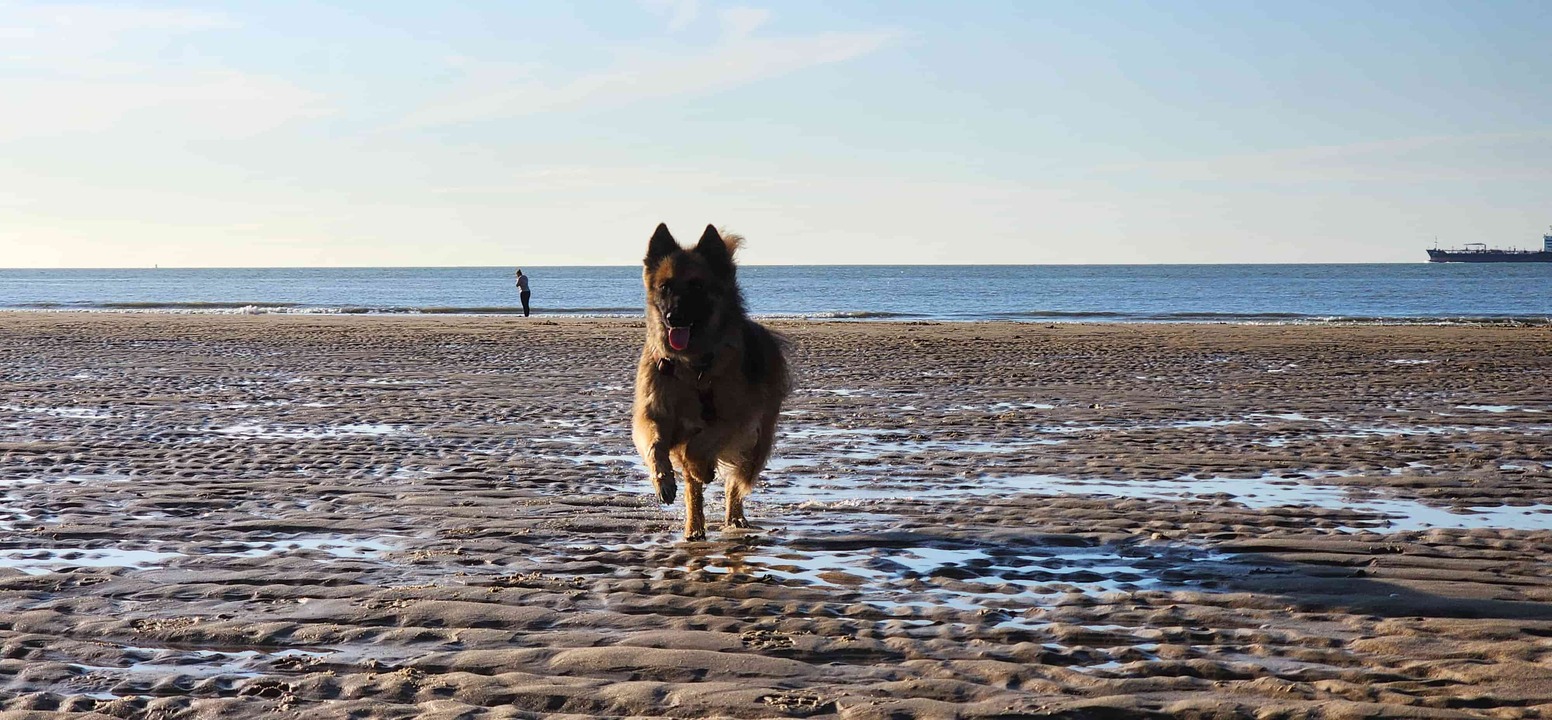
[0,313,1549,717]
[3,308,1552,326]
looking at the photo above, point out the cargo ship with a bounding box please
[1427,226,1552,262]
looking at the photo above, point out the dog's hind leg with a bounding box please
[676,447,714,541]
[722,468,753,529]
[723,414,777,529]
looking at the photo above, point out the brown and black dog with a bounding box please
[632,223,790,540]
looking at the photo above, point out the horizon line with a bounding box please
[0,261,1433,271]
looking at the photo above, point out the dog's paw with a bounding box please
[684,528,707,541]
[652,476,677,505]
[724,517,750,529]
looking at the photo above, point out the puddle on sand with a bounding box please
[582,537,1223,614]
[988,402,1057,411]
[749,470,1552,534]
[1455,404,1541,414]
[70,647,331,681]
[206,536,400,559]
[0,404,115,419]
[781,425,1063,457]
[0,508,48,530]
[205,423,405,439]
[543,453,643,466]
[977,474,1552,533]
[1034,413,1548,439]
[0,548,184,574]
[757,467,1331,503]
[0,535,401,575]
[782,426,901,440]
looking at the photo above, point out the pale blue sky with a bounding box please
[3,0,1549,266]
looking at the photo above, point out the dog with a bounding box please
[632,223,790,540]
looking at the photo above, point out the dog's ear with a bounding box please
[694,224,735,276]
[645,223,678,267]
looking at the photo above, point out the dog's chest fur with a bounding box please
[639,347,748,438]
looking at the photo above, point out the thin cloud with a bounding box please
[639,0,700,31]
[0,2,329,141]
[0,3,235,36]
[1097,131,1552,184]
[399,16,900,128]
[718,6,770,40]
[1,2,235,69]
[0,73,330,140]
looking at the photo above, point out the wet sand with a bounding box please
[1,313,1551,718]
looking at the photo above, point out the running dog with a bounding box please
[632,223,790,540]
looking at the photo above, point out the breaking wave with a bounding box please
[9,301,1546,325]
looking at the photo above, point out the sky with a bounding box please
[2,0,1550,267]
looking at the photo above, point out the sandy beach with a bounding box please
[1,312,1550,719]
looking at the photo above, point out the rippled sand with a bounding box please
[1,313,1550,718]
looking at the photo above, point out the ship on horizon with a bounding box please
[1427,226,1552,263]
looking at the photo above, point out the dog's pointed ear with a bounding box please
[645,223,678,267]
[694,224,734,275]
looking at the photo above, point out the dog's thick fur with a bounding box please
[632,223,790,540]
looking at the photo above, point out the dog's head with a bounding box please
[643,223,745,355]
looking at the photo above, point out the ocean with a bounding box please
[2,264,1549,323]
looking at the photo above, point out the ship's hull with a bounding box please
[1427,249,1552,263]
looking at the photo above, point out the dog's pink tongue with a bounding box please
[667,327,691,351]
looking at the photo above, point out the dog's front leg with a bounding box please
[646,439,676,505]
[633,408,678,505]
[678,451,715,541]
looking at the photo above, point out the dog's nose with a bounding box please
[664,309,681,326]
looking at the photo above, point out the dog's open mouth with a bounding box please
[667,326,692,351]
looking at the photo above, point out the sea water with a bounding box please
[1,264,1549,322]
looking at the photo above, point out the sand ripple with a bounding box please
[0,314,1549,718]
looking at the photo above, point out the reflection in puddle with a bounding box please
[754,470,1552,534]
[781,425,1064,457]
[988,402,1057,411]
[1247,412,1321,422]
[209,536,400,559]
[0,404,115,419]
[583,537,1225,614]
[1455,404,1540,414]
[782,426,898,439]
[0,548,184,573]
[0,535,400,575]
[545,453,642,466]
[71,647,331,681]
[1170,419,1243,428]
[979,475,1552,533]
[207,423,404,439]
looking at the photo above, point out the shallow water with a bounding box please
[583,536,1228,614]
[207,423,405,439]
[71,647,331,681]
[748,468,1552,533]
[973,474,1552,533]
[0,535,401,575]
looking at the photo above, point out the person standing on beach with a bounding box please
[514,269,531,317]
